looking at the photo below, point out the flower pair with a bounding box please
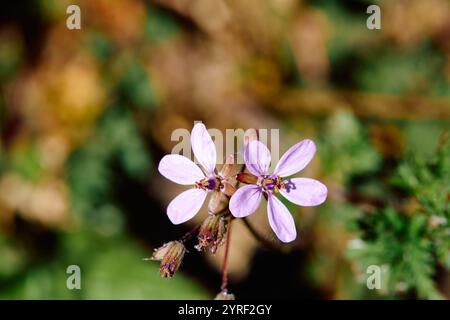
[158,123,327,243]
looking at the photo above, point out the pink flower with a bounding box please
[230,140,328,243]
[158,123,232,224]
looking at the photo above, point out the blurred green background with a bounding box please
[0,0,449,299]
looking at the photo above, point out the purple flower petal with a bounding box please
[191,123,217,175]
[280,178,327,206]
[158,154,205,185]
[267,193,297,243]
[274,139,316,177]
[229,185,263,218]
[244,141,271,176]
[167,188,207,224]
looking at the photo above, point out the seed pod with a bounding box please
[149,241,186,278]
[195,214,230,253]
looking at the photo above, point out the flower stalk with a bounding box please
[220,217,232,292]
[148,123,327,298]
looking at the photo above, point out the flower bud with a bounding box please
[236,172,258,184]
[219,154,235,179]
[215,290,235,300]
[195,214,230,253]
[208,191,228,214]
[220,182,236,197]
[149,241,186,278]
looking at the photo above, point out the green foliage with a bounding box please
[403,121,449,158]
[349,133,450,299]
[118,62,158,110]
[0,234,27,280]
[9,143,43,182]
[87,32,114,62]
[67,105,151,226]
[0,144,5,174]
[356,45,447,96]
[0,232,208,299]
[392,133,449,215]
[82,239,207,299]
[319,112,381,182]
[318,0,375,68]
[145,5,180,43]
[350,208,440,299]
[0,34,23,82]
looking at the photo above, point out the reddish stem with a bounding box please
[220,219,233,291]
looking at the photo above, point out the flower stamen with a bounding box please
[195,177,222,191]
[260,175,285,194]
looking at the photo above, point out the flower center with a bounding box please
[195,177,221,191]
[259,175,285,193]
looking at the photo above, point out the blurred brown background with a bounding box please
[0,0,449,299]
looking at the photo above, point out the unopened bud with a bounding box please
[208,191,228,214]
[219,154,235,179]
[195,214,230,253]
[149,241,186,278]
[221,182,236,197]
[236,172,258,185]
[215,290,235,300]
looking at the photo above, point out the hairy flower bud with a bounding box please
[215,290,235,300]
[149,241,186,278]
[208,191,228,214]
[219,154,235,179]
[195,214,230,253]
[236,172,258,184]
[221,182,236,197]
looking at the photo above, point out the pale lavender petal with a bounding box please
[280,178,327,206]
[267,193,297,243]
[244,141,271,176]
[229,185,263,218]
[158,154,205,185]
[167,188,207,224]
[274,139,316,177]
[191,123,217,174]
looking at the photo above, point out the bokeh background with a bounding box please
[0,0,449,299]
